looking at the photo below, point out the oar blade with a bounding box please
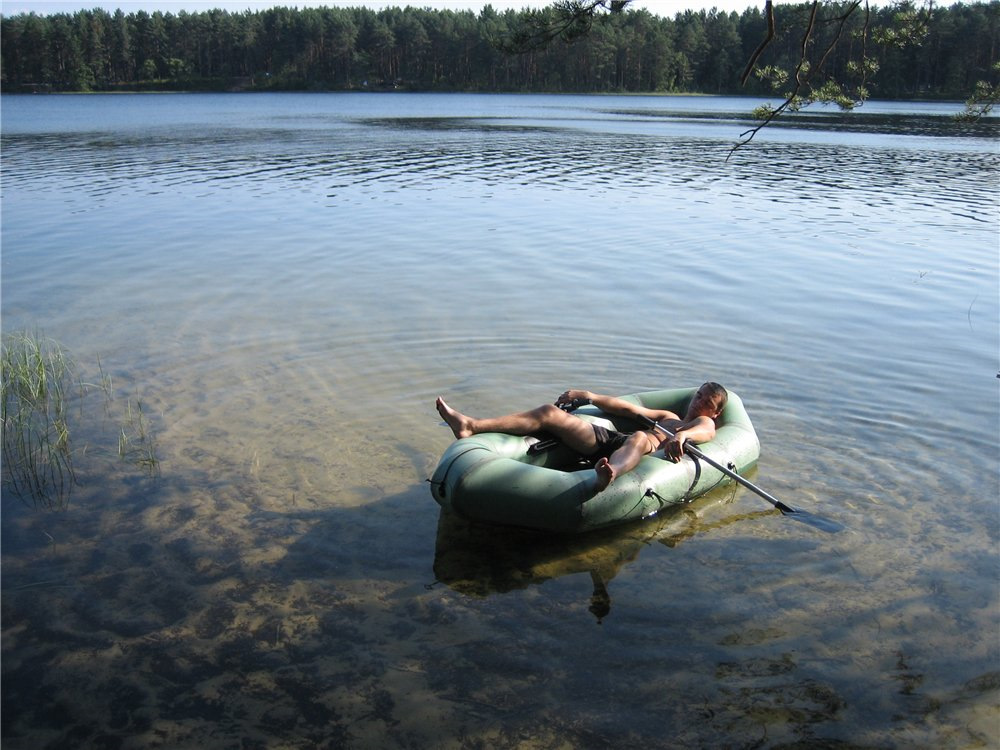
[777,505,846,534]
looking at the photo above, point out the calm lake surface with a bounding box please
[2,92,997,749]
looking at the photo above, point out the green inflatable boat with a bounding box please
[429,387,761,534]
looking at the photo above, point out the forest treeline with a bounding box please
[1,2,997,98]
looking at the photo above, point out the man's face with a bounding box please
[689,385,722,418]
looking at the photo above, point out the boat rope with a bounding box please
[722,461,741,503]
[688,457,737,500]
[641,454,741,519]
[641,488,670,518]
[426,445,486,498]
[683,453,704,501]
[639,452,703,519]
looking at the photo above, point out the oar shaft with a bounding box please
[684,443,791,512]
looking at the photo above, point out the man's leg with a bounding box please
[595,431,657,491]
[436,398,599,455]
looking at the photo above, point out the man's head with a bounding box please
[688,382,728,420]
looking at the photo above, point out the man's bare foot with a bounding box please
[436,397,474,439]
[594,457,616,491]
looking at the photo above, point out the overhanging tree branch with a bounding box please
[740,0,776,87]
[730,0,876,159]
[492,0,628,54]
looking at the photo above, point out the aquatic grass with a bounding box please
[1,330,161,508]
[118,397,160,477]
[2,332,79,507]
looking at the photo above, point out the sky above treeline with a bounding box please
[0,0,783,18]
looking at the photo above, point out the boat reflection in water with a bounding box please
[431,484,771,623]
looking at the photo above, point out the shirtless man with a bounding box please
[435,382,728,492]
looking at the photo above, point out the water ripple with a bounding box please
[3,113,995,230]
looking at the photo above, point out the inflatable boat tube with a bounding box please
[429,387,761,534]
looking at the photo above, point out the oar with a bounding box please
[636,415,844,534]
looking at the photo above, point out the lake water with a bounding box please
[1,92,997,748]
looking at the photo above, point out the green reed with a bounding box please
[2,332,77,507]
[1,330,159,508]
[118,397,160,477]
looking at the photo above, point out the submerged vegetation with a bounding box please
[118,397,159,477]
[1,332,80,506]
[1,331,160,509]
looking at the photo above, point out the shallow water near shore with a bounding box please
[1,92,998,748]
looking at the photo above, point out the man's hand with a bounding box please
[556,389,593,407]
[664,434,688,463]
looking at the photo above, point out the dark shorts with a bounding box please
[589,425,631,461]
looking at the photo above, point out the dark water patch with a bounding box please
[194,601,235,640]
[601,106,1000,140]
[357,115,572,135]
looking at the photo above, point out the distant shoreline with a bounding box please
[1,87,966,105]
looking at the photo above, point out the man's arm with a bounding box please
[660,415,717,462]
[556,389,674,423]
[557,389,717,462]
